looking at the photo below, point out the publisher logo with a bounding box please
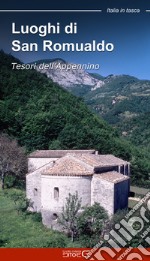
[62,250,82,258]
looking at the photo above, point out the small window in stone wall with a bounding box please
[34,188,38,196]
[54,187,59,200]
[52,213,58,221]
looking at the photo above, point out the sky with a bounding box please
[0,0,150,80]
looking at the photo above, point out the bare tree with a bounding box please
[0,134,27,189]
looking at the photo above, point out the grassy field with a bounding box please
[0,188,70,248]
[130,186,149,197]
[1,186,148,248]
[128,185,150,209]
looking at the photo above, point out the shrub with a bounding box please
[31,212,42,223]
[4,175,16,188]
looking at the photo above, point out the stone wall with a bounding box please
[28,157,58,172]
[41,175,92,227]
[91,176,114,216]
[26,170,41,212]
[26,161,55,211]
[91,176,129,216]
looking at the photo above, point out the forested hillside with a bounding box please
[0,51,149,186]
[32,59,150,152]
[74,74,150,152]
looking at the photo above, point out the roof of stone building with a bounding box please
[67,153,129,167]
[94,172,129,184]
[29,149,96,158]
[43,154,93,176]
[42,153,129,177]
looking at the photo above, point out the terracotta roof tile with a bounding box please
[42,153,129,177]
[67,153,129,167]
[43,154,93,176]
[94,171,130,183]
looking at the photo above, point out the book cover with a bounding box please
[0,0,150,260]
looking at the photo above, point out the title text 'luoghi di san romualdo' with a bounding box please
[11,22,114,52]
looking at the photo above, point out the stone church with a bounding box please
[26,150,130,228]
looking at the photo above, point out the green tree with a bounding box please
[77,202,108,247]
[59,191,82,242]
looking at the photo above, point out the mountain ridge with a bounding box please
[33,59,150,151]
[82,74,150,150]
[33,58,104,89]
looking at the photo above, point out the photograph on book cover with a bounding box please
[0,0,150,260]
